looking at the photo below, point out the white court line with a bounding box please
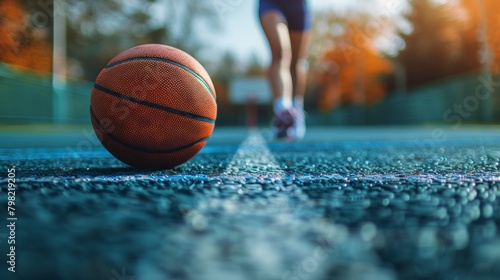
[223,128,284,177]
[183,128,298,229]
[153,129,332,280]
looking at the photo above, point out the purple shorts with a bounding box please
[258,0,311,31]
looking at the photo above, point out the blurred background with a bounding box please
[1,0,499,127]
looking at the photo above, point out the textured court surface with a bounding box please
[1,126,500,280]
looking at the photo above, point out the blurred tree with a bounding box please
[211,51,238,109]
[214,51,239,80]
[459,0,500,74]
[244,53,266,77]
[0,0,52,72]
[21,0,219,80]
[396,0,481,88]
[311,13,393,111]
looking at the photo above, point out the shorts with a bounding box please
[258,0,311,31]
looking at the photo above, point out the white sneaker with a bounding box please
[293,107,306,140]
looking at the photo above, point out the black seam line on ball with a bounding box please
[90,106,210,154]
[104,56,216,100]
[93,83,215,124]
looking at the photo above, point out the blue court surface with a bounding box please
[1,125,500,280]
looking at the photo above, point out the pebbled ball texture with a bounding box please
[90,44,217,170]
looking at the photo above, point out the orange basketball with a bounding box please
[90,44,217,170]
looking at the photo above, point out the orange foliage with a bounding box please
[460,0,500,73]
[0,0,52,72]
[316,19,393,111]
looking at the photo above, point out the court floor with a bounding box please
[1,126,499,280]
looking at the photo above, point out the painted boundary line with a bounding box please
[223,129,284,177]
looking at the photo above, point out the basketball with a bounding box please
[90,44,217,170]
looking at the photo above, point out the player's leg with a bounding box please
[290,31,310,107]
[259,3,295,139]
[285,0,311,140]
[290,30,310,139]
[260,11,293,108]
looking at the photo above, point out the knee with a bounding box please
[271,47,292,68]
[291,58,308,72]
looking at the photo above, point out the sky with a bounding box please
[147,0,412,68]
[197,0,337,66]
[194,0,410,67]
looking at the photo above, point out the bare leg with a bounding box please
[290,30,310,100]
[289,30,310,139]
[260,12,293,104]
